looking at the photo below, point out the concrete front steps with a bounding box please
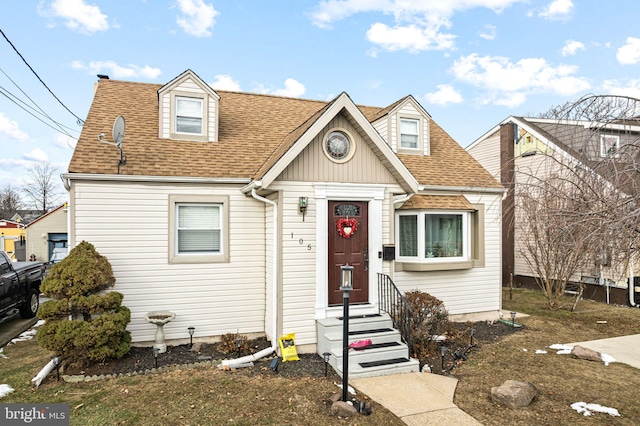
[316,313,419,379]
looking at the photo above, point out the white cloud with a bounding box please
[616,37,640,65]
[210,75,241,91]
[254,78,306,98]
[366,22,456,52]
[52,133,77,149]
[602,79,640,99]
[71,60,161,79]
[479,24,497,41]
[24,148,48,162]
[310,0,523,52]
[539,0,573,20]
[561,39,584,56]
[175,0,219,38]
[425,84,464,105]
[0,113,29,140]
[452,53,590,107]
[38,0,109,34]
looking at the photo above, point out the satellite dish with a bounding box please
[112,115,125,147]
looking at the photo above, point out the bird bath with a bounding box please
[144,311,175,354]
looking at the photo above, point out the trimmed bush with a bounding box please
[405,290,449,364]
[36,241,131,366]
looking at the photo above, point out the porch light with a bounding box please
[299,197,308,221]
[323,352,331,377]
[340,264,354,291]
[51,355,61,381]
[188,327,195,348]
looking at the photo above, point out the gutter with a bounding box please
[418,184,506,194]
[219,188,279,369]
[61,172,251,185]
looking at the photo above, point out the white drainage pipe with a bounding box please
[31,359,56,387]
[218,346,275,370]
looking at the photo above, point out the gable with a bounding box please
[371,96,431,156]
[158,70,220,142]
[278,112,398,185]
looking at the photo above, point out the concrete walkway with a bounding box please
[567,334,640,369]
[351,372,481,425]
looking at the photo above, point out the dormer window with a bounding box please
[176,96,203,134]
[600,134,619,158]
[400,118,419,149]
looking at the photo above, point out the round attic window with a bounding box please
[323,129,355,163]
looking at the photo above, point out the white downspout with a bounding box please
[630,252,636,307]
[219,188,279,369]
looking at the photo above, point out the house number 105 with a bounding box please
[291,233,312,250]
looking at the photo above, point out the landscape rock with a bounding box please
[570,345,602,362]
[330,401,357,418]
[190,342,203,352]
[491,380,537,408]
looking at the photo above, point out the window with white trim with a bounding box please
[169,195,229,264]
[397,211,470,262]
[400,118,419,149]
[176,204,221,253]
[176,96,203,134]
[600,134,619,158]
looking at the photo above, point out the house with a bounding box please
[0,220,26,261]
[467,115,640,305]
[63,70,504,375]
[25,204,68,263]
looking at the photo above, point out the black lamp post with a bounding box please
[188,327,195,348]
[152,347,160,369]
[323,352,331,377]
[340,264,354,403]
[51,355,61,381]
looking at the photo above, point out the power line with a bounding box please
[0,27,84,125]
[0,89,77,138]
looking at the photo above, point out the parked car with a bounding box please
[0,251,44,319]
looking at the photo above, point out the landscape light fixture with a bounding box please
[440,346,447,371]
[152,347,160,369]
[470,328,476,346]
[188,327,195,348]
[235,337,243,357]
[340,264,354,403]
[51,355,61,381]
[299,197,308,220]
[323,352,331,377]
[510,311,517,327]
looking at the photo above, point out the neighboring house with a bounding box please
[0,220,26,261]
[468,116,639,305]
[25,204,68,263]
[11,210,44,224]
[63,70,504,368]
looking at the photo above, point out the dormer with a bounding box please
[371,95,431,156]
[158,70,220,142]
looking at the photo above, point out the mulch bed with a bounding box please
[62,320,519,379]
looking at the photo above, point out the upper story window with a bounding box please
[400,118,419,149]
[176,97,203,135]
[600,134,619,158]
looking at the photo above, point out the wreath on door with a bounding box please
[336,218,358,239]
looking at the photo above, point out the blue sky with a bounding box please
[3,0,640,203]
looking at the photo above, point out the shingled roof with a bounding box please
[69,78,502,190]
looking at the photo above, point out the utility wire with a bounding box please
[0,27,84,125]
[0,89,77,138]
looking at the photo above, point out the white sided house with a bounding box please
[64,70,504,377]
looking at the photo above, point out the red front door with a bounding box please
[328,201,369,305]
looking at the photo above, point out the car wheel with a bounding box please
[19,289,39,319]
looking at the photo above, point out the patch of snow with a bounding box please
[0,384,14,398]
[571,402,620,417]
[601,353,616,366]
[334,382,356,395]
[0,348,6,359]
[549,344,573,354]
[522,348,528,352]
[8,321,45,345]
[535,349,547,354]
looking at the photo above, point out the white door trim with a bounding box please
[314,183,385,319]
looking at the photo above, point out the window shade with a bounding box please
[177,204,220,253]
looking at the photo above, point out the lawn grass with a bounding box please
[454,288,640,425]
[0,339,403,425]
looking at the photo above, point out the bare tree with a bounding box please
[21,161,64,213]
[513,95,640,309]
[0,184,24,219]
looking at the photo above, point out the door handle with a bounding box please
[364,247,369,271]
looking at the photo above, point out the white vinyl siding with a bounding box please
[393,193,502,315]
[467,130,501,180]
[70,181,265,345]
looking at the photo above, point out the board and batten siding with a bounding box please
[393,192,502,315]
[71,181,266,344]
[467,130,501,179]
[279,114,397,185]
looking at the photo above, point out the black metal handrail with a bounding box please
[377,273,412,352]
